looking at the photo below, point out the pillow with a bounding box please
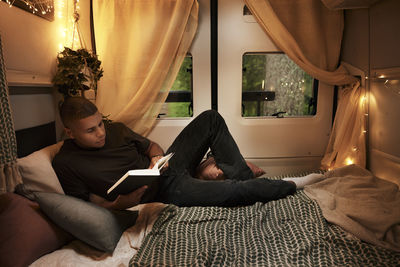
[17,141,64,194]
[34,192,139,253]
[0,193,72,267]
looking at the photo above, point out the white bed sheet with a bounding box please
[30,202,167,267]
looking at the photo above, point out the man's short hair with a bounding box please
[59,97,98,128]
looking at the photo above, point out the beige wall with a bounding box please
[369,0,400,186]
[0,1,92,137]
[370,0,400,69]
[341,8,369,73]
[341,0,400,185]
[0,2,58,84]
[0,1,92,84]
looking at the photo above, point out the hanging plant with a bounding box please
[53,47,104,98]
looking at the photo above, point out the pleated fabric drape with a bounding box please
[244,0,366,169]
[93,0,199,135]
[0,34,22,194]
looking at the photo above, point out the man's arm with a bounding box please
[146,141,165,169]
[89,186,148,210]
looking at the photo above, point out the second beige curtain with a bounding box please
[244,0,365,170]
[321,82,367,169]
[93,0,199,135]
[244,0,357,85]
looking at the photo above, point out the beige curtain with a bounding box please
[93,0,199,135]
[321,82,367,169]
[0,34,22,194]
[244,0,365,170]
[321,0,380,10]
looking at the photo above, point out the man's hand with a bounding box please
[149,155,170,172]
[89,186,148,210]
[149,155,163,169]
[146,141,168,171]
[112,186,148,210]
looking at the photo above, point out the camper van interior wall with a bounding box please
[2,0,400,266]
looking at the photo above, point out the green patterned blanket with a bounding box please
[130,191,400,266]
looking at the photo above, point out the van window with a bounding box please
[160,54,193,117]
[242,53,317,117]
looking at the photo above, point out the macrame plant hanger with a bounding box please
[70,0,102,98]
[71,0,86,50]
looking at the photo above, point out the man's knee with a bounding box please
[198,109,223,122]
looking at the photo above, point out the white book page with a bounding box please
[128,168,160,176]
[107,152,174,195]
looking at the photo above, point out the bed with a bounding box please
[2,123,400,267]
[130,191,399,266]
[29,169,400,267]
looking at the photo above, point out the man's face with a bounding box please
[65,111,106,149]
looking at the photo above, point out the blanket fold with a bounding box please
[304,164,400,252]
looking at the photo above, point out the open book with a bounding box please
[107,152,174,199]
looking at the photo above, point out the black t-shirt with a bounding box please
[52,122,151,201]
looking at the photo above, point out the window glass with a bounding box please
[160,55,193,117]
[242,53,317,117]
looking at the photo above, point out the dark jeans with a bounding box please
[157,110,295,207]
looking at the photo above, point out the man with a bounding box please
[53,97,323,210]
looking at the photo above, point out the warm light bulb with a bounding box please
[345,158,354,165]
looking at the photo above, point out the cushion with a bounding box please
[17,141,64,194]
[0,193,72,267]
[34,192,139,253]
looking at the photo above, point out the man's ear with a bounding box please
[64,127,74,139]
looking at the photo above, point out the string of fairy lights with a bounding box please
[5,0,83,51]
[4,0,53,15]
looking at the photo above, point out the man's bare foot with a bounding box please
[196,157,225,180]
[196,157,266,180]
[246,161,266,178]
